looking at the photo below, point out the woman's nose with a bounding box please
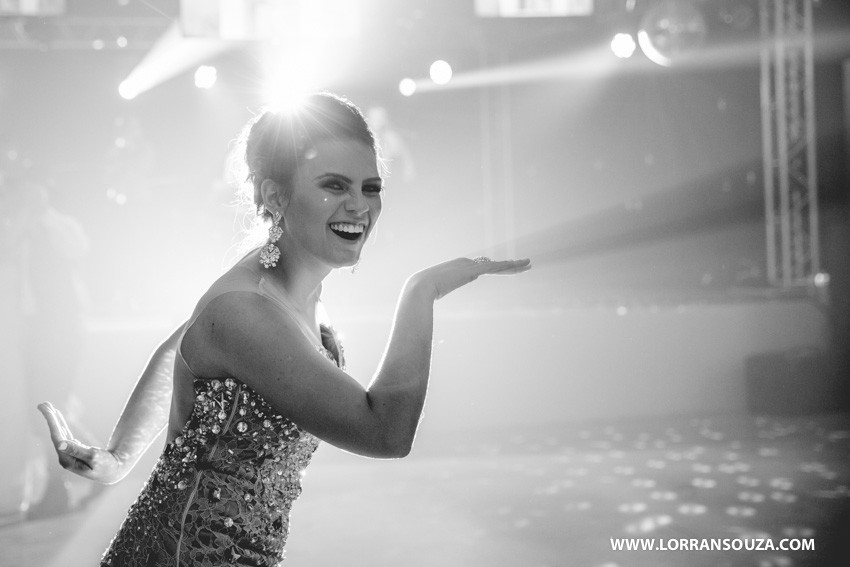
[345,191,369,215]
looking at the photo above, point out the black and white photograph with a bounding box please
[1,1,849,566]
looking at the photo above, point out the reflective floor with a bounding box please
[2,413,849,567]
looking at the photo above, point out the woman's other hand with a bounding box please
[38,402,124,484]
[410,257,531,301]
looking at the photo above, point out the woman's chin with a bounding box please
[327,252,361,270]
[334,259,360,270]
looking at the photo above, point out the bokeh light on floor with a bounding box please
[2,412,848,566]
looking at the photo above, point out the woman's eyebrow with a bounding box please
[314,173,352,183]
[314,173,383,185]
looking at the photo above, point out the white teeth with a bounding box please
[329,222,365,233]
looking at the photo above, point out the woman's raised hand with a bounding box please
[37,402,124,484]
[411,257,532,301]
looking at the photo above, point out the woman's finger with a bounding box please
[54,406,75,439]
[494,260,532,274]
[477,258,532,275]
[37,402,71,444]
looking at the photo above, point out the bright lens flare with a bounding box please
[261,47,318,108]
[610,33,637,58]
[262,79,311,113]
[429,60,452,85]
[194,65,217,89]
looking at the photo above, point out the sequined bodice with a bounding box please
[100,344,339,567]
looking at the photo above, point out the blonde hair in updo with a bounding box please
[231,93,384,252]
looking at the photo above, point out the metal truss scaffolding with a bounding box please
[0,17,166,50]
[759,0,820,287]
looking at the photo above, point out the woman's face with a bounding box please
[280,139,382,268]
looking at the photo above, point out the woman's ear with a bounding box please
[260,178,286,212]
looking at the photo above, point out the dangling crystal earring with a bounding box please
[260,210,283,269]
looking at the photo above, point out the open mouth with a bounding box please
[329,222,366,242]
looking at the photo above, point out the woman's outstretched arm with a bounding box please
[38,322,184,484]
[197,257,530,459]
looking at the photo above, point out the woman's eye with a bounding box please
[323,181,345,191]
[363,184,383,195]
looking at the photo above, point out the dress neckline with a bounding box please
[177,320,340,382]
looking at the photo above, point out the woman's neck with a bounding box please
[261,245,328,316]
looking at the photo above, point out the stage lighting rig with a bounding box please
[637,0,708,67]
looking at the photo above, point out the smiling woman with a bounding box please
[255,138,383,270]
[37,92,531,567]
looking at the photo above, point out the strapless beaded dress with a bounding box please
[100,326,343,567]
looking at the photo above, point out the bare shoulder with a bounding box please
[195,288,319,368]
[179,261,281,373]
[187,260,264,323]
[193,290,282,347]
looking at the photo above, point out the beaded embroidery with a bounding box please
[100,339,342,567]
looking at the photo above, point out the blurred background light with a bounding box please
[117,80,139,100]
[429,59,453,85]
[116,22,228,100]
[410,44,618,95]
[610,32,637,58]
[398,77,416,97]
[814,272,830,287]
[193,65,217,89]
